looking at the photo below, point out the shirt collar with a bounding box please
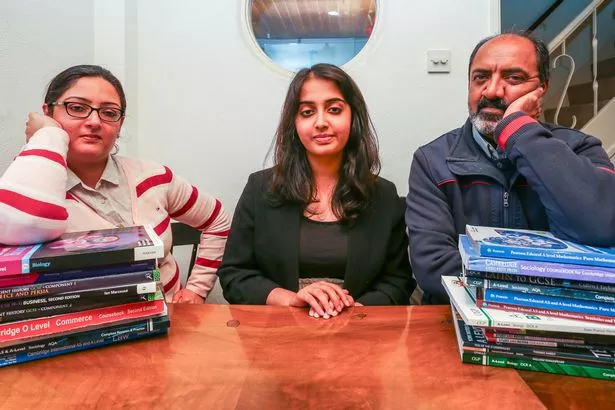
[66,156,121,191]
[471,124,507,161]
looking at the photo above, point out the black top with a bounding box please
[298,217,347,279]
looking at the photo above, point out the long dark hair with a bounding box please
[267,63,380,225]
[44,65,127,113]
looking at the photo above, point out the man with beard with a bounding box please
[405,33,615,304]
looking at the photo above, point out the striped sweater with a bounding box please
[0,127,231,300]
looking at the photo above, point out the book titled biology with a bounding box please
[0,225,164,276]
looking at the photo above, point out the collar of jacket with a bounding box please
[445,118,510,187]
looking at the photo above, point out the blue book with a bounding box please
[466,276,615,303]
[0,316,169,367]
[465,225,615,268]
[459,235,615,284]
[479,288,615,318]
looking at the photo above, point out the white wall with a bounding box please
[120,0,496,210]
[0,0,95,171]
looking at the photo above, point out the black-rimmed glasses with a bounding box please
[50,101,124,123]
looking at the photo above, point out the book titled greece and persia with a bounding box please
[465,225,615,268]
[0,225,164,275]
[442,275,615,336]
[459,235,615,283]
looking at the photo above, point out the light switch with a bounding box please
[427,50,451,73]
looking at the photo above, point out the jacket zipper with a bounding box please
[503,191,509,226]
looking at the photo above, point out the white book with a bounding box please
[441,275,615,336]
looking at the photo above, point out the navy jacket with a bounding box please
[406,112,615,304]
[219,168,415,306]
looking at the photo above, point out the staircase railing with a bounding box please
[546,0,610,127]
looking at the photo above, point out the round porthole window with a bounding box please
[249,0,377,72]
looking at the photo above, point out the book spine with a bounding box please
[489,336,613,351]
[461,351,615,381]
[0,326,168,368]
[465,270,615,294]
[0,270,160,301]
[0,291,158,323]
[0,260,157,284]
[30,250,147,274]
[0,316,169,356]
[462,335,615,365]
[0,282,158,310]
[483,288,615,317]
[0,299,166,343]
[479,300,615,325]
[476,243,615,269]
[468,277,615,303]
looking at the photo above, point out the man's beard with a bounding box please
[469,97,508,140]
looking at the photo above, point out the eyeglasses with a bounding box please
[50,101,124,123]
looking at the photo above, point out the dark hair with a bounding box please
[468,32,550,85]
[44,65,126,113]
[267,63,380,225]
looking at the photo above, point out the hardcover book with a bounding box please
[451,305,615,381]
[0,226,164,276]
[465,225,615,268]
[442,275,615,336]
[459,235,615,284]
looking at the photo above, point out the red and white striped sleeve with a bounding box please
[165,172,231,298]
[0,128,70,245]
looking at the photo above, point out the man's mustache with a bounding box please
[477,98,507,112]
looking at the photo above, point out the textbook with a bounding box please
[465,225,615,268]
[459,235,615,284]
[442,275,615,336]
[452,305,615,381]
[0,225,164,276]
[454,308,615,366]
[465,276,615,304]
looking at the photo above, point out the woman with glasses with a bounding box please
[0,65,230,304]
[217,64,415,318]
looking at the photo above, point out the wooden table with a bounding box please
[0,305,612,409]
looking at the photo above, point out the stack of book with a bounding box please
[0,225,170,367]
[443,225,615,381]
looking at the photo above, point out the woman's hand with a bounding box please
[291,281,353,319]
[172,288,205,304]
[25,112,62,142]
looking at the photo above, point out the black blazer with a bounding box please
[218,169,415,305]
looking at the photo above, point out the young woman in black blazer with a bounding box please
[218,64,415,318]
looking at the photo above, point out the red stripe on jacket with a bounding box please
[208,229,229,237]
[19,149,66,168]
[598,166,615,175]
[169,186,198,218]
[0,189,68,220]
[195,257,221,269]
[461,181,490,189]
[437,179,458,187]
[196,199,222,230]
[136,166,173,198]
[498,115,537,148]
[154,215,171,236]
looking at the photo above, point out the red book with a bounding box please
[0,299,166,343]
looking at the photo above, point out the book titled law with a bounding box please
[465,225,615,268]
[0,225,164,276]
